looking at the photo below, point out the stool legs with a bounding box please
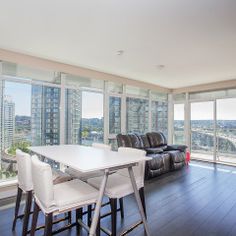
[139,187,146,218]
[110,198,117,236]
[87,204,92,227]
[76,208,83,234]
[12,185,23,231]
[119,198,124,219]
[44,213,53,236]
[30,201,40,236]
[22,190,32,236]
[68,211,72,224]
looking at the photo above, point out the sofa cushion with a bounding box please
[116,134,132,147]
[128,134,142,148]
[139,135,150,148]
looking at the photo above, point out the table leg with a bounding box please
[89,170,109,236]
[128,166,150,236]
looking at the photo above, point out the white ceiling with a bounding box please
[0,0,236,89]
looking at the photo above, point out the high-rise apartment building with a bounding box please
[31,85,60,146]
[65,89,81,144]
[109,96,121,134]
[2,95,15,149]
[0,80,3,153]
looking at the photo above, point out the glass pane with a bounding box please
[191,101,214,161]
[126,85,149,98]
[151,91,168,101]
[0,81,31,182]
[2,61,59,84]
[190,90,226,100]
[216,98,236,164]
[109,97,121,134]
[65,74,104,90]
[174,104,185,144]
[173,93,186,102]
[65,89,82,144]
[151,101,168,138]
[126,97,149,134]
[81,91,104,145]
[107,81,123,94]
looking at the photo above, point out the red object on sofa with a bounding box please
[186,150,190,165]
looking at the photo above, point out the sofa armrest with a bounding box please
[165,145,187,152]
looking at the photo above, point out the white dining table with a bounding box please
[29,144,151,236]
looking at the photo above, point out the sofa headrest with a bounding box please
[116,134,132,147]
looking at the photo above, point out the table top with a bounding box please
[29,145,151,173]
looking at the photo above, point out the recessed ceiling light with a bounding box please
[156,65,165,70]
[116,50,124,56]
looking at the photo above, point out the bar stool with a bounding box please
[30,155,99,236]
[65,143,124,223]
[12,150,72,236]
[87,147,147,236]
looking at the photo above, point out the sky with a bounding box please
[4,82,104,118]
[5,81,31,116]
[82,91,103,119]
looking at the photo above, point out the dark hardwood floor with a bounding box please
[2,160,236,236]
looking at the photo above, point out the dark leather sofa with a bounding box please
[117,132,187,179]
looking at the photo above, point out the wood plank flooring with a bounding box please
[1,160,236,236]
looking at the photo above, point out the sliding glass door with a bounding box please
[190,101,215,161]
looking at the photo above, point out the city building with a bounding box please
[65,89,82,144]
[2,95,15,150]
[31,85,60,146]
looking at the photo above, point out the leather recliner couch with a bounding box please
[116,132,187,179]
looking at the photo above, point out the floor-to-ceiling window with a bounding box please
[0,62,61,182]
[190,101,214,161]
[0,81,31,181]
